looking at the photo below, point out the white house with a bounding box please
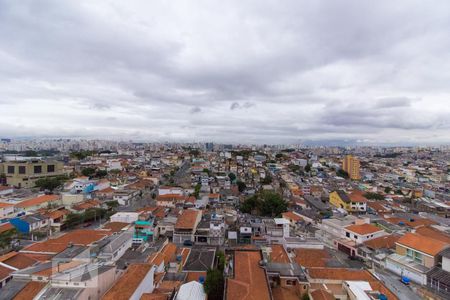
[0,202,14,219]
[344,223,387,245]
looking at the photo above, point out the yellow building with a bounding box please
[342,155,361,180]
[329,190,367,213]
[0,159,64,188]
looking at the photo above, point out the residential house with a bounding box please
[173,209,202,244]
[10,214,50,237]
[225,249,272,300]
[14,194,60,213]
[0,202,14,219]
[386,232,449,285]
[329,190,367,213]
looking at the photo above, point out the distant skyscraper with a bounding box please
[343,155,361,180]
[205,142,214,152]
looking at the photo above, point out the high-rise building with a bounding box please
[342,155,361,180]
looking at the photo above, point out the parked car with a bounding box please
[183,240,193,246]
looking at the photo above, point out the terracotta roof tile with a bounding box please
[363,234,401,250]
[282,211,303,222]
[13,281,47,300]
[175,209,200,230]
[270,244,290,263]
[102,263,153,300]
[0,222,14,234]
[15,194,59,208]
[23,229,110,254]
[396,232,449,256]
[0,264,14,281]
[226,250,271,300]
[2,252,38,269]
[310,289,335,300]
[294,249,330,268]
[345,224,383,235]
[102,222,130,233]
[415,226,450,244]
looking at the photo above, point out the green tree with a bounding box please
[241,195,259,214]
[384,187,392,194]
[65,213,83,229]
[106,200,119,209]
[216,251,225,272]
[35,177,64,192]
[81,167,96,177]
[204,268,224,300]
[95,170,108,178]
[364,192,384,200]
[237,181,247,193]
[228,173,236,182]
[241,192,287,217]
[336,169,349,179]
[259,191,287,217]
[261,174,273,185]
[305,164,312,173]
[193,183,201,198]
[0,228,17,249]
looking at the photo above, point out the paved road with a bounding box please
[374,269,421,300]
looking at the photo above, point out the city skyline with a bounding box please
[1,1,450,144]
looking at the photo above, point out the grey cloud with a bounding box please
[190,106,202,114]
[0,1,449,144]
[374,97,413,108]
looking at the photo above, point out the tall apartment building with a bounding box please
[342,155,361,180]
[0,159,64,188]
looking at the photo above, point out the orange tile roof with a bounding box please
[72,199,102,211]
[140,293,168,300]
[363,234,401,250]
[396,232,449,256]
[294,249,330,268]
[415,226,450,244]
[102,263,153,300]
[345,224,383,235]
[15,194,59,208]
[175,209,200,230]
[0,202,14,208]
[45,209,70,220]
[2,252,38,269]
[0,264,13,281]
[282,211,303,222]
[0,222,14,234]
[23,229,110,254]
[185,271,207,283]
[179,247,191,266]
[102,222,129,233]
[308,267,374,281]
[13,281,47,300]
[310,289,335,300]
[226,250,271,300]
[348,191,367,203]
[271,285,302,300]
[21,253,53,262]
[270,244,290,263]
[0,251,17,262]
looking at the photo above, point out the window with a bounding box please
[354,235,358,239]
[47,165,55,172]
[34,165,42,174]
[7,166,15,174]
[19,166,26,174]
[406,249,413,259]
[346,232,350,237]
[414,252,423,263]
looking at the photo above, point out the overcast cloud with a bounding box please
[0,0,449,145]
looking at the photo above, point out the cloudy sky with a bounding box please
[1,0,449,145]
